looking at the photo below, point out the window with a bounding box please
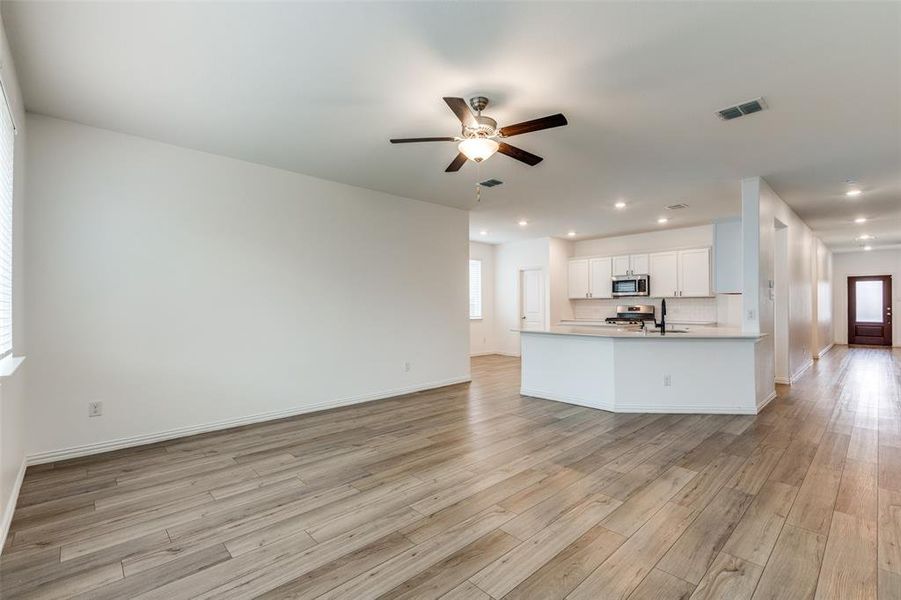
[0,83,14,359]
[469,259,482,320]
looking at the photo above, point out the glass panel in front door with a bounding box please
[855,280,883,323]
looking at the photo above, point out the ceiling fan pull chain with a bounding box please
[476,162,482,203]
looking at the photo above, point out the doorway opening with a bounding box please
[774,220,790,383]
[519,268,545,331]
[848,275,892,345]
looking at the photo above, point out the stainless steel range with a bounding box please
[605,304,656,326]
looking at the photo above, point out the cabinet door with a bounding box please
[649,252,679,298]
[679,248,711,297]
[568,259,590,299]
[612,255,631,276]
[588,257,613,299]
[630,254,649,275]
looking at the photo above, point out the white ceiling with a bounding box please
[3,1,899,250]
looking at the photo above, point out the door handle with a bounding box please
[522,316,526,319]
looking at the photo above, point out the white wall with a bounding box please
[833,249,901,347]
[548,237,574,326]
[469,241,496,355]
[24,115,470,459]
[813,239,834,355]
[742,176,831,390]
[573,224,714,257]
[494,238,550,356]
[0,11,28,549]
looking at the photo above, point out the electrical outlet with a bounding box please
[663,374,672,387]
[88,401,103,417]
[746,309,756,320]
[403,361,411,372]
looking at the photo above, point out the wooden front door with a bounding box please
[848,275,892,345]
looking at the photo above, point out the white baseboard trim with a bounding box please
[757,390,778,412]
[520,387,613,412]
[0,459,27,552]
[469,351,499,357]
[495,351,521,357]
[814,343,834,359]
[26,375,471,466]
[520,387,760,415]
[790,359,813,384]
[774,376,791,385]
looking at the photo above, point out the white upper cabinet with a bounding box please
[649,252,679,298]
[588,257,613,299]
[630,254,649,275]
[568,258,590,299]
[649,248,711,297]
[612,254,649,276]
[568,256,613,299]
[611,255,631,277]
[678,248,712,297]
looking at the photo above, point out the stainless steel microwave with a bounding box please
[612,274,649,297]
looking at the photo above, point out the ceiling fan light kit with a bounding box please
[458,137,499,162]
[389,96,567,172]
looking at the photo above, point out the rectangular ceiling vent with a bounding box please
[716,97,768,121]
[666,203,689,210]
[479,178,503,188]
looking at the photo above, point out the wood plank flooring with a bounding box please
[2,345,899,599]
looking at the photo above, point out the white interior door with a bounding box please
[521,269,545,331]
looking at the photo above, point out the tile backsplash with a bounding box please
[570,295,740,325]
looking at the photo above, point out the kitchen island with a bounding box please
[517,325,770,414]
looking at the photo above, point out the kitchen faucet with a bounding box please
[658,298,667,335]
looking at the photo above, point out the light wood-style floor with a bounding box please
[2,346,900,599]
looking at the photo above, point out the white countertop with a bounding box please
[559,319,718,327]
[515,325,765,340]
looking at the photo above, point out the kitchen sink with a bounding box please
[647,328,689,334]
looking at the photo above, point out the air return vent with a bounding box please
[716,97,768,120]
[479,178,503,187]
[666,203,689,210]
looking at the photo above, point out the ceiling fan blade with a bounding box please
[443,97,478,128]
[499,113,568,137]
[445,153,468,172]
[389,137,456,143]
[498,142,543,166]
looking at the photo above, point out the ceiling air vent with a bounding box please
[716,97,768,121]
[479,178,503,188]
[666,203,689,210]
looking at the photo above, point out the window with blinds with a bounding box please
[0,88,13,358]
[469,259,482,320]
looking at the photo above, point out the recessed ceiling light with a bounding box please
[863,245,873,251]
[479,230,488,236]
[614,201,627,209]
[857,234,874,241]
[567,231,576,237]
[846,189,862,197]
[518,219,528,226]
[854,217,867,224]
[657,217,668,224]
